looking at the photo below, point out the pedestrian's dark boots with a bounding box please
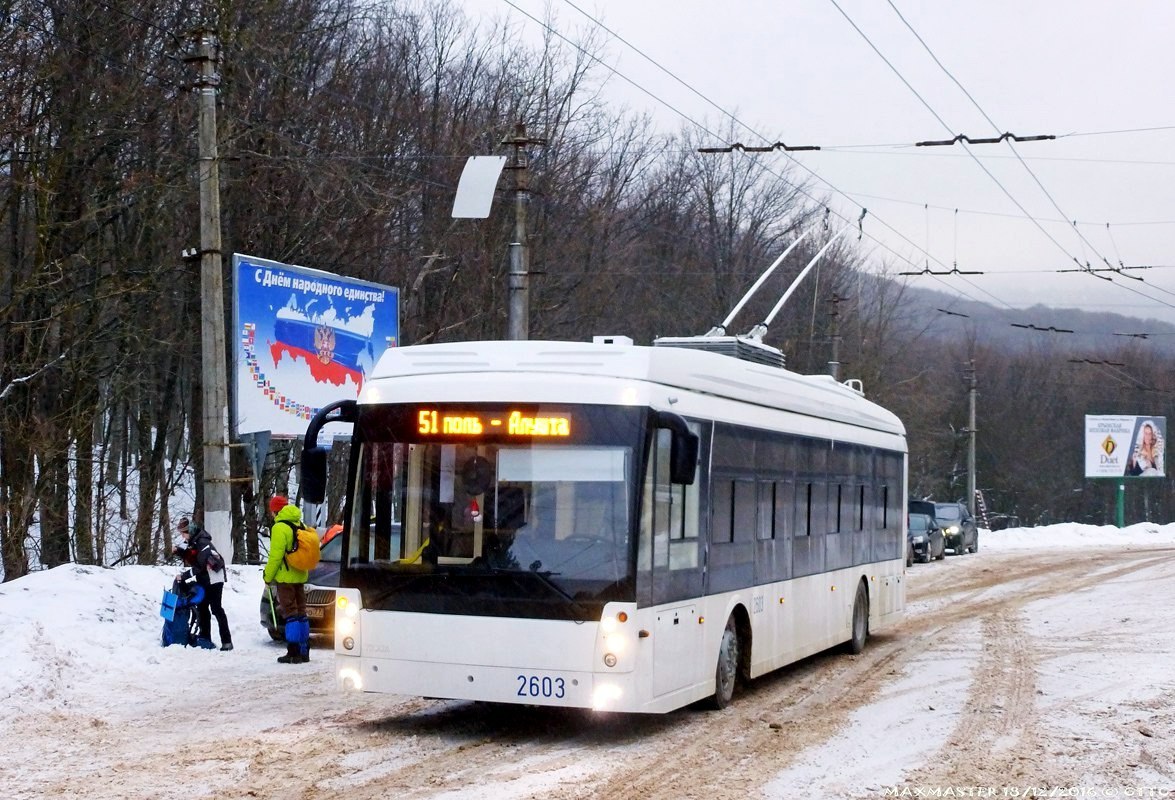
[277,642,302,664]
[220,642,233,652]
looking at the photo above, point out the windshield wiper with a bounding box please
[526,564,573,601]
[523,564,599,621]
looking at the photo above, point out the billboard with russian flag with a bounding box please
[232,254,399,437]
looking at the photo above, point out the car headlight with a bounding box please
[946,525,959,535]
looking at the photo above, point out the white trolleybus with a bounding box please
[301,331,907,714]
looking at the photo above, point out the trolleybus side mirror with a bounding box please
[302,447,328,504]
[301,399,359,505]
[654,410,699,486]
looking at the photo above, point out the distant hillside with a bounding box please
[898,283,1175,357]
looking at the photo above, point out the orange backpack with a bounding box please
[281,522,321,572]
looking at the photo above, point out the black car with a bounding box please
[908,499,937,521]
[934,502,979,555]
[259,534,342,641]
[908,512,945,563]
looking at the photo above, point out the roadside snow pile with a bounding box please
[0,565,165,714]
[982,521,1175,550]
[0,563,262,725]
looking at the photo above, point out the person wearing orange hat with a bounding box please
[263,495,310,664]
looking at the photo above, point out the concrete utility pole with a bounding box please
[827,293,846,380]
[187,28,233,563]
[501,122,546,341]
[965,360,977,517]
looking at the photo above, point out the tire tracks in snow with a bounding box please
[297,548,1175,800]
[893,548,1175,792]
[10,547,1175,799]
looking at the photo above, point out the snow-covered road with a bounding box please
[2,526,1174,799]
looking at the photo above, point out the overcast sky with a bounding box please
[469,0,1175,324]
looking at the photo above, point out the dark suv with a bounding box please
[934,502,978,555]
[259,534,342,640]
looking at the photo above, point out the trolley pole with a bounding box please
[965,360,977,517]
[501,122,545,341]
[188,27,233,563]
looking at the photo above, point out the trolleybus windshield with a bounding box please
[343,403,645,620]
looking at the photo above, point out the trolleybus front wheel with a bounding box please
[708,615,740,710]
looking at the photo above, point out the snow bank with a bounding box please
[0,562,266,724]
[980,521,1175,550]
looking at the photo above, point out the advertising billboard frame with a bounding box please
[1084,415,1166,480]
[232,253,398,439]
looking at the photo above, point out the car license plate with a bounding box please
[306,607,325,619]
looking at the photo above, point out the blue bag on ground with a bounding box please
[160,590,180,622]
[160,579,205,647]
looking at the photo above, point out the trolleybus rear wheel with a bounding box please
[847,581,869,654]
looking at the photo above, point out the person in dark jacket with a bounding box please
[263,495,309,664]
[174,517,233,651]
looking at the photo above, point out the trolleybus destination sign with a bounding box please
[417,409,572,437]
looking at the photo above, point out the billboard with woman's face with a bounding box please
[232,254,399,438]
[1085,415,1166,478]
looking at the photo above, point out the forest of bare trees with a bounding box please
[1,0,1171,582]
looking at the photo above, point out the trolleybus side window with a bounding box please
[756,481,774,541]
[732,481,756,542]
[762,478,796,583]
[774,481,794,540]
[884,449,906,557]
[710,480,733,544]
[794,436,828,576]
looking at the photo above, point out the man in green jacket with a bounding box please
[264,495,310,664]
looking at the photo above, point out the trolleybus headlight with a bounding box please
[603,653,618,668]
[338,618,354,636]
[343,636,355,651]
[338,596,359,619]
[600,611,630,634]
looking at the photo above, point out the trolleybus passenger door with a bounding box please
[642,425,704,695]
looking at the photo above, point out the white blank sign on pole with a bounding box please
[452,156,507,219]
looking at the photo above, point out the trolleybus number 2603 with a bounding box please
[517,674,567,699]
